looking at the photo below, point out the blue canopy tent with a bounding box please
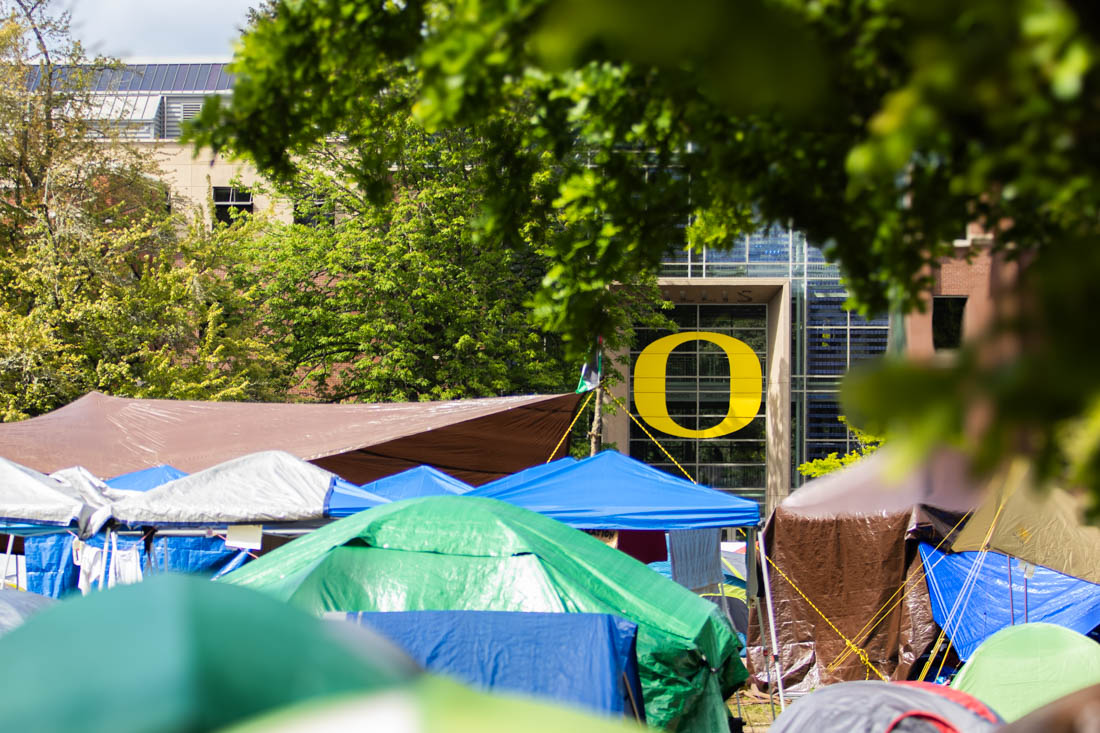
[105,465,187,492]
[468,450,760,530]
[325,478,391,518]
[920,542,1100,660]
[474,457,577,494]
[351,465,472,504]
[342,610,644,719]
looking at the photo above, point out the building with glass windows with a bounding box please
[88,63,991,513]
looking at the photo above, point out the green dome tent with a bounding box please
[951,622,1100,722]
[0,574,418,732]
[221,495,745,733]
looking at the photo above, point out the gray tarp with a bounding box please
[0,457,88,530]
[109,451,337,527]
[0,391,582,485]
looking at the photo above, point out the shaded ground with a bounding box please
[728,693,778,732]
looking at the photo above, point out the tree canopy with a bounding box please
[192,0,1100,503]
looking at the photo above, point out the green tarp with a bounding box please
[951,622,1100,722]
[222,496,746,732]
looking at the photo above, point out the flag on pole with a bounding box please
[575,338,603,393]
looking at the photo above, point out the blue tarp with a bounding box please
[105,465,187,492]
[25,534,249,598]
[468,450,760,529]
[920,542,1100,660]
[344,610,644,718]
[355,466,472,502]
[324,477,391,518]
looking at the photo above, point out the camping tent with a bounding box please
[105,465,187,492]
[920,543,1100,660]
[354,465,472,502]
[468,450,760,530]
[0,588,53,637]
[0,390,581,485]
[0,574,417,732]
[769,680,1001,732]
[220,495,744,733]
[343,611,644,719]
[950,466,1100,585]
[109,450,385,527]
[950,623,1100,722]
[747,448,979,692]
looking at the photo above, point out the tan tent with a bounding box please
[951,462,1100,585]
[0,391,581,485]
[748,449,980,692]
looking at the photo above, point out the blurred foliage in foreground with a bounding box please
[191,0,1100,507]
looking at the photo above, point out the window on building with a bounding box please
[212,186,253,225]
[293,193,334,227]
[932,296,967,351]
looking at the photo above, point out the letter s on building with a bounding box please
[633,331,762,439]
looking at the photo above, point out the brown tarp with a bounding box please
[0,391,582,485]
[747,448,979,692]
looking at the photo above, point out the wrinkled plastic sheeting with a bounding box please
[111,451,336,526]
[345,611,644,719]
[770,680,1001,733]
[920,543,1100,661]
[747,508,937,693]
[0,588,54,637]
[0,457,87,531]
[222,495,746,733]
[952,484,1100,585]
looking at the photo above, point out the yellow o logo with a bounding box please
[633,331,762,438]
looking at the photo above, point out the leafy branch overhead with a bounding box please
[193,0,1100,504]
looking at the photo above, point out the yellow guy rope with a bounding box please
[827,509,973,672]
[915,462,1021,681]
[606,391,697,483]
[764,553,890,682]
[546,389,595,463]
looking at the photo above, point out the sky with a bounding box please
[64,0,256,60]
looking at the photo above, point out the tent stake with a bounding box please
[758,533,786,711]
[2,534,13,589]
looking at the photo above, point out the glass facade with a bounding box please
[630,304,768,505]
[656,227,889,495]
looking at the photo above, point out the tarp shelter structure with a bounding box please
[0,574,418,732]
[105,464,187,492]
[108,450,387,528]
[920,542,1100,661]
[747,448,980,693]
[0,457,108,537]
[769,680,1002,733]
[0,390,582,485]
[221,495,745,733]
[0,588,53,637]
[468,450,760,530]
[353,465,472,503]
[950,623,1100,722]
[342,611,644,720]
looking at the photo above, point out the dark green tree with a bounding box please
[190,0,1100,504]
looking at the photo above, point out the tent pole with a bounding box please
[1024,572,1028,623]
[2,534,13,589]
[752,596,777,720]
[621,670,642,721]
[1007,555,1015,625]
[757,533,786,711]
[99,529,111,591]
